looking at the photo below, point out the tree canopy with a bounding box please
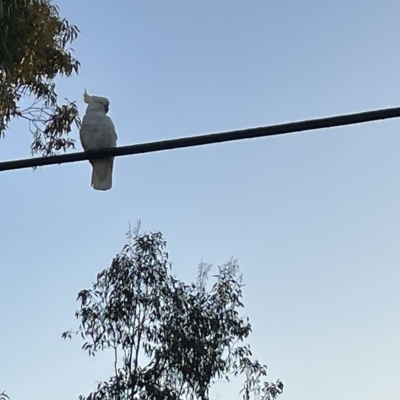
[63,225,284,400]
[0,0,80,156]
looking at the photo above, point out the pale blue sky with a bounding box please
[1,1,400,399]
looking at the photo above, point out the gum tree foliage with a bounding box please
[63,226,284,400]
[0,0,80,157]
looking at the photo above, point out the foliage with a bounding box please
[0,0,28,71]
[0,0,80,157]
[63,225,284,400]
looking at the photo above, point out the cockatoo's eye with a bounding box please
[103,104,109,113]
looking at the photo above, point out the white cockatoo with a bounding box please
[80,90,118,191]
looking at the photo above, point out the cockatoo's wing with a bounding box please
[91,117,117,190]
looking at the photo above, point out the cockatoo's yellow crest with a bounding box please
[83,89,92,104]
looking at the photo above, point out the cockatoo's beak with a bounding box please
[104,104,109,113]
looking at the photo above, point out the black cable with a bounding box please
[1,105,400,172]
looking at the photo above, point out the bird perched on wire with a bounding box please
[79,89,118,191]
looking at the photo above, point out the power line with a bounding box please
[1,105,400,173]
